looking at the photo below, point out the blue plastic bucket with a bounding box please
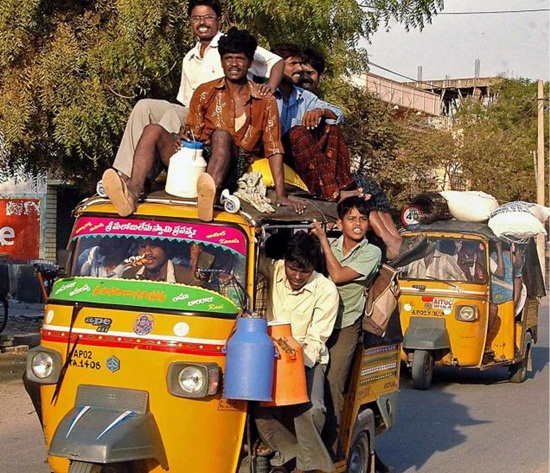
[223,317,275,401]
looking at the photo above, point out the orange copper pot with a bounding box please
[261,321,309,407]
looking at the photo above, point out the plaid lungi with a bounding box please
[284,125,355,202]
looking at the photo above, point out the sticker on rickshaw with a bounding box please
[432,298,453,310]
[72,216,247,256]
[134,314,155,335]
[50,278,240,314]
[84,316,113,333]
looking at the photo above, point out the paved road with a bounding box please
[376,295,549,473]
[0,298,547,473]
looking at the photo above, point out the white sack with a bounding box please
[488,201,547,240]
[439,190,499,222]
[529,203,550,223]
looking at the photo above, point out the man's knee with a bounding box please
[131,98,165,117]
[211,129,233,144]
[142,123,168,140]
[307,394,327,419]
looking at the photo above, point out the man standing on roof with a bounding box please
[110,0,284,190]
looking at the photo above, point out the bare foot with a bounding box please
[384,236,403,260]
[338,188,370,202]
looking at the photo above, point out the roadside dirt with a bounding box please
[0,352,26,384]
[0,300,44,384]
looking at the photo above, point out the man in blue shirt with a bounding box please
[271,44,362,203]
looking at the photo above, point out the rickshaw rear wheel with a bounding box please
[411,350,434,390]
[346,432,372,473]
[69,461,129,473]
[508,334,532,383]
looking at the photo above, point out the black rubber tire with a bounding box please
[509,335,532,383]
[69,463,102,473]
[346,432,372,473]
[411,349,434,390]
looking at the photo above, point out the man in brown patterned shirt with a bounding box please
[102,28,304,220]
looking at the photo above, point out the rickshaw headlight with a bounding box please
[456,305,478,322]
[26,347,62,384]
[168,362,220,398]
[179,366,204,393]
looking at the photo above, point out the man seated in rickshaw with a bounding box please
[122,239,202,284]
[255,231,339,473]
[398,239,465,281]
[204,248,247,309]
[102,28,304,220]
[457,240,488,283]
[78,239,132,278]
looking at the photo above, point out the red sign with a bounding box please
[0,199,40,261]
[400,205,426,227]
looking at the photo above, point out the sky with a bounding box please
[364,0,550,82]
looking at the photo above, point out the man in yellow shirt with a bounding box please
[256,231,338,473]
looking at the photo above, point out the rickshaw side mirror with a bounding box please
[56,249,70,278]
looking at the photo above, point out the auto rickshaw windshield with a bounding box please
[57,215,248,315]
[398,236,488,283]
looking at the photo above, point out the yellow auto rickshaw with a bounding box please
[26,189,401,473]
[397,220,546,390]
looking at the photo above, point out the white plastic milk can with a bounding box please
[165,140,207,198]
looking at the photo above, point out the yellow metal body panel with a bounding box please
[40,200,256,472]
[41,303,246,473]
[399,280,488,367]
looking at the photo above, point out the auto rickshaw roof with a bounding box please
[403,219,497,240]
[75,189,339,227]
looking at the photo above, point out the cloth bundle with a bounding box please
[234,171,275,214]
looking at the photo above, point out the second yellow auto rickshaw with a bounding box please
[397,220,545,390]
[26,189,401,473]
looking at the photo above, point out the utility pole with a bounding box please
[536,80,546,281]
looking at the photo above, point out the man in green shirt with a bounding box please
[311,196,381,458]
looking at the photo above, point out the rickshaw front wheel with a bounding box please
[411,350,434,390]
[69,461,130,473]
[346,432,372,473]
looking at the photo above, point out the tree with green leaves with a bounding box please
[0,0,442,190]
[336,78,548,213]
[454,78,547,204]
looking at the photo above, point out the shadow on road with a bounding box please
[375,374,488,472]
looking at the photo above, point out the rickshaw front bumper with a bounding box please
[402,317,450,351]
[49,385,168,469]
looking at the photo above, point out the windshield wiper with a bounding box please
[424,276,462,292]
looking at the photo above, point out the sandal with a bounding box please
[388,236,430,268]
[255,441,274,457]
[102,168,137,217]
[197,173,216,222]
